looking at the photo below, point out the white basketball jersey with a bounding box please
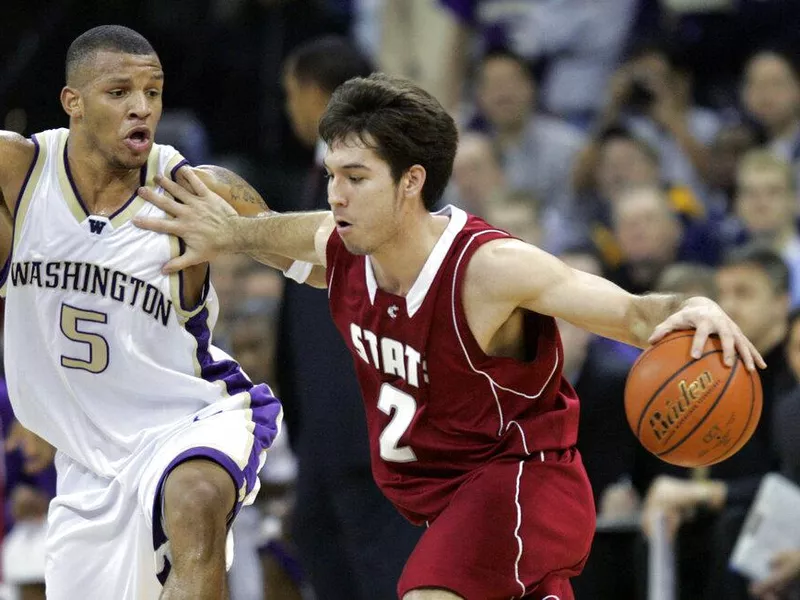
[2,128,252,478]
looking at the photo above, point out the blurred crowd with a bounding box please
[3,0,800,599]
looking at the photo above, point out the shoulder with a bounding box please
[0,131,37,178]
[0,131,38,210]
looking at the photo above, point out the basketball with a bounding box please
[624,330,763,468]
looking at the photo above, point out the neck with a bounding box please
[67,134,142,213]
[369,208,449,296]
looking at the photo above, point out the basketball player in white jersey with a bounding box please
[0,25,319,600]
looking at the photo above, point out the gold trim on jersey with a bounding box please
[167,236,208,323]
[55,131,160,229]
[108,147,160,228]
[13,133,48,248]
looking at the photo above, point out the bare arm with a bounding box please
[135,169,334,276]
[467,238,764,369]
[187,165,327,287]
[0,131,37,213]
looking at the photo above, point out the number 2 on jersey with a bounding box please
[377,383,417,463]
[60,303,109,373]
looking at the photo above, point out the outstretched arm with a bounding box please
[467,238,765,370]
[141,166,331,287]
[187,165,327,288]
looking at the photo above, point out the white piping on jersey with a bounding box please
[364,205,468,317]
[506,420,531,455]
[512,460,526,598]
[327,264,336,299]
[451,230,561,440]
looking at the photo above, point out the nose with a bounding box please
[327,176,346,208]
[128,91,152,120]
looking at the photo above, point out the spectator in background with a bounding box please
[608,186,719,294]
[448,132,508,215]
[482,191,541,246]
[279,36,421,600]
[2,392,56,600]
[642,245,796,600]
[473,48,586,252]
[574,40,720,203]
[742,49,800,185]
[751,307,800,599]
[733,150,800,307]
[706,120,761,218]
[579,127,710,270]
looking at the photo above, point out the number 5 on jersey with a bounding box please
[60,303,110,373]
[378,383,418,463]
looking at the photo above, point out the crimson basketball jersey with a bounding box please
[326,205,580,524]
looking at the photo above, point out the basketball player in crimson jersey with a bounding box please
[137,74,765,600]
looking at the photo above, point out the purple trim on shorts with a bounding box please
[2,135,40,290]
[63,141,147,220]
[185,308,253,395]
[242,383,282,493]
[152,447,246,585]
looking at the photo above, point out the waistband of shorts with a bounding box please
[533,447,575,463]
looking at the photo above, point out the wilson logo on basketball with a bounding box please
[649,370,718,443]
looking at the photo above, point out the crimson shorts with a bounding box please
[397,449,596,600]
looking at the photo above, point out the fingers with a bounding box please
[132,215,181,236]
[162,251,205,275]
[137,185,186,216]
[690,321,712,360]
[179,169,211,196]
[648,316,679,344]
[733,332,757,371]
[151,174,200,206]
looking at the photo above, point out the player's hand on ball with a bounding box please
[135,169,238,273]
[750,550,800,599]
[648,296,766,371]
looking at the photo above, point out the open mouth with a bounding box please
[336,219,352,231]
[124,128,151,152]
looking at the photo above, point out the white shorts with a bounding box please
[44,389,282,600]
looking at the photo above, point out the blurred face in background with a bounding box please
[716,264,788,346]
[596,137,660,202]
[477,56,535,133]
[283,65,328,147]
[230,315,275,385]
[613,188,681,266]
[452,134,506,211]
[743,52,800,135]
[708,125,758,191]
[736,164,797,238]
[786,314,800,380]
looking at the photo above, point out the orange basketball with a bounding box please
[624,330,763,468]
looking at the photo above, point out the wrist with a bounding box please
[698,481,727,511]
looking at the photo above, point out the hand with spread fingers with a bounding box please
[134,169,239,273]
[648,296,766,371]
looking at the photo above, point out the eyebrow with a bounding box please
[322,160,371,171]
[102,72,164,85]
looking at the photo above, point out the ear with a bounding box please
[401,164,427,201]
[60,86,82,119]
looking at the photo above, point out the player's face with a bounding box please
[324,136,406,256]
[71,51,163,169]
[716,265,788,344]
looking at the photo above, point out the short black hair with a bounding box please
[66,25,156,84]
[319,73,458,211]
[285,36,374,95]
[722,243,790,294]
